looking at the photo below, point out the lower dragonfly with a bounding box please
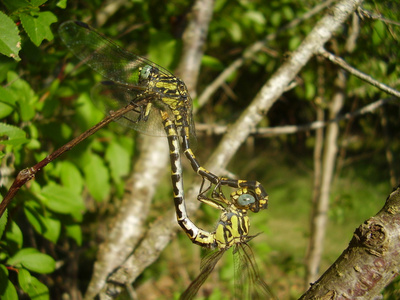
[163,113,274,299]
[58,20,269,208]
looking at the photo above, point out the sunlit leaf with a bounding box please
[0,11,21,61]
[20,11,58,46]
[7,248,55,274]
[18,268,50,300]
[83,153,111,202]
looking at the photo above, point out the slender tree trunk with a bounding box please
[380,106,398,188]
[305,69,346,285]
[305,62,326,287]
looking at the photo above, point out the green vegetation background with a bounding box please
[0,0,399,299]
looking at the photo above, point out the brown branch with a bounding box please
[0,103,139,218]
[300,186,400,299]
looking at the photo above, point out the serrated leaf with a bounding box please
[0,123,28,147]
[7,248,55,274]
[0,11,21,61]
[83,153,110,202]
[20,11,58,46]
[18,268,49,300]
[40,184,85,220]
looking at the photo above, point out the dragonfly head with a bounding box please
[231,186,268,213]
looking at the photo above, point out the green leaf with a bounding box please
[7,71,37,122]
[0,265,18,300]
[0,86,17,118]
[20,11,58,46]
[0,209,7,239]
[56,0,67,8]
[59,161,84,195]
[105,140,131,185]
[201,55,224,70]
[0,123,28,147]
[3,0,31,12]
[65,223,82,246]
[148,29,177,69]
[0,11,21,61]
[40,184,85,220]
[7,248,55,274]
[24,201,61,243]
[18,268,49,300]
[30,0,49,6]
[83,153,111,202]
[5,221,23,249]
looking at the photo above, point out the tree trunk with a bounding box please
[305,69,346,284]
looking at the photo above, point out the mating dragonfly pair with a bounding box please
[59,21,273,299]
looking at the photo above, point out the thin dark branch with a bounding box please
[319,48,400,99]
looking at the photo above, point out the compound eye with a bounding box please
[237,193,255,207]
[139,65,152,80]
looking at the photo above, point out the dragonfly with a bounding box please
[163,114,274,299]
[58,20,269,208]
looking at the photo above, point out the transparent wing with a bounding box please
[59,20,174,85]
[91,81,170,136]
[234,243,276,300]
[180,249,225,300]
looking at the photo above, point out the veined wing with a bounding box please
[234,243,276,300]
[180,249,226,300]
[91,81,171,136]
[58,20,174,86]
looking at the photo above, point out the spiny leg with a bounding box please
[180,131,269,210]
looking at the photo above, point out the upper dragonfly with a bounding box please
[59,21,269,207]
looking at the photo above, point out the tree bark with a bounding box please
[300,186,400,299]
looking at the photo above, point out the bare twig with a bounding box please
[319,48,400,99]
[194,97,395,137]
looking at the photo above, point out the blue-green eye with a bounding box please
[140,65,152,80]
[238,194,255,207]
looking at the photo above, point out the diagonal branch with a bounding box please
[319,48,400,99]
